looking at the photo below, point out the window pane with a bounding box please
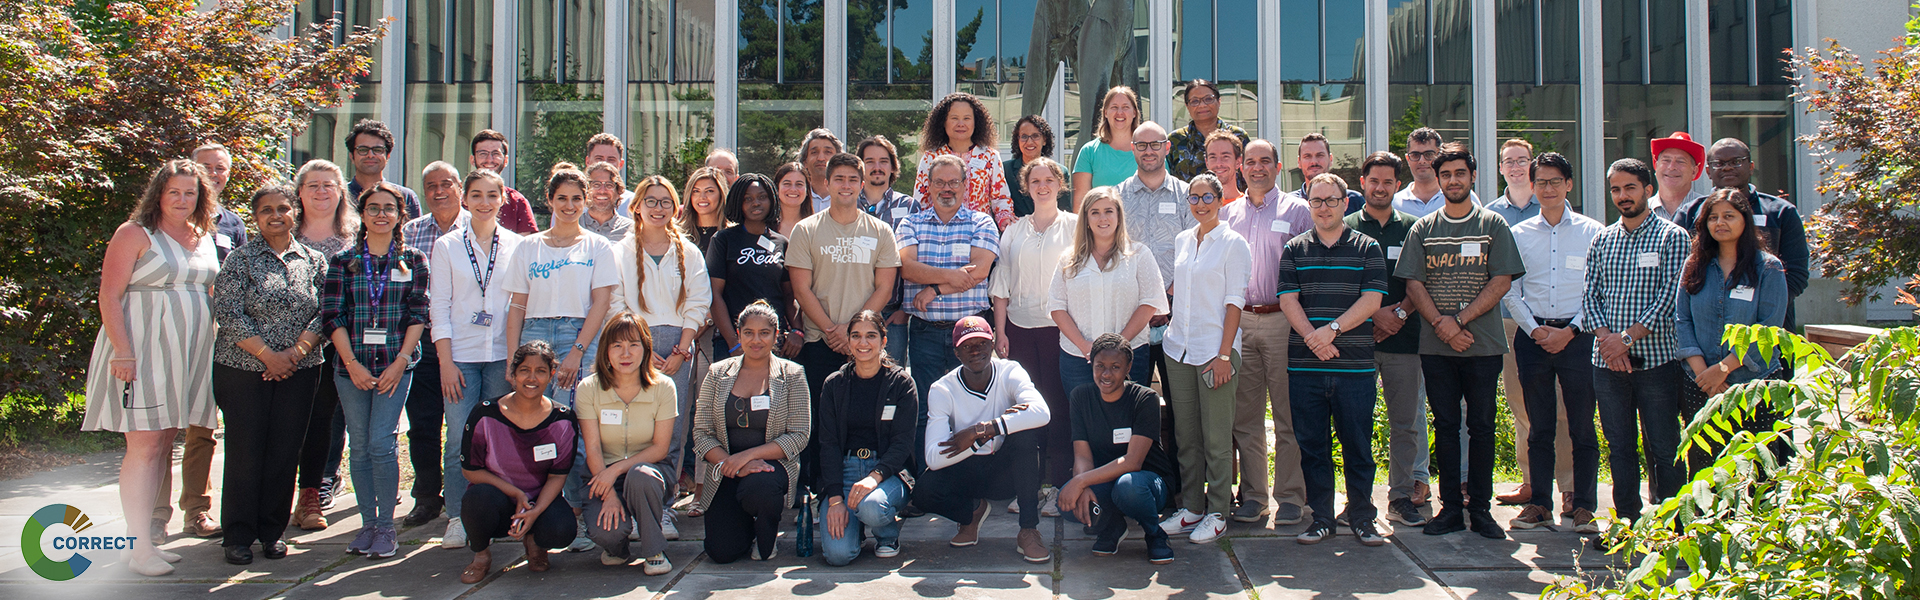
[1388,84,1472,155]
[1177,0,1214,82]
[849,0,891,82]
[1602,0,1643,84]
[521,0,606,83]
[1431,0,1471,84]
[627,83,716,186]
[404,83,493,190]
[1713,84,1794,197]
[1326,2,1365,82]
[851,84,933,193]
[1495,84,1582,211]
[1388,0,1429,84]
[1540,0,1579,83]
[299,1,384,81]
[293,84,382,169]
[957,0,995,80]
[1495,0,1536,84]
[1604,83,1687,218]
[407,0,493,82]
[1217,0,1260,81]
[1275,84,1364,189]
[1000,0,1036,83]
[1280,0,1321,81]
[677,0,717,81]
[1755,0,1793,85]
[1646,0,1685,83]
[1709,0,1749,85]
[738,84,824,176]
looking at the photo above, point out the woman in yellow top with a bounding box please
[577,312,680,575]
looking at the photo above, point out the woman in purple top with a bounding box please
[457,341,580,583]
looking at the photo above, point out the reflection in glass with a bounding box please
[1388,84,1472,156]
[1494,84,1581,210]
[518,0,606,203]
[1273,84,1365,190]
[294,0,383,168]
[628,0,716,186]
[1713,85,1794,197]
[1603,83,1686,219]
[403,0,493,191]
[739,0,825,177]
[850,0,934,192]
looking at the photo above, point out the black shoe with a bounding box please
[1296,519,1336,545]
[1090,510,1125,556]
[898,501,926,519]
[1333,507,1350,527]
[261,540,289,559]
[402,497,444,527]
[1469,510,1506,539]
[224,545,254,565]
[317,477,338,510]
[1144,529,1175,564]
[1422,507,1466,535]
[1387,498,1428,527]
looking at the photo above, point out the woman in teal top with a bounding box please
[1072,86,1142,211]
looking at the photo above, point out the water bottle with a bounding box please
[794,493,814,557]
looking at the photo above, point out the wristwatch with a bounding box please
[1618,332,1635,348]
[1329,321,1343,334]
[1394,307,1408,320]
[1217,353,1232,363]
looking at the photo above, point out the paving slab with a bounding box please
[1234,537,1453,600]
[1433,568,1619,599]
[273,539,526,600]
[1057,539,1247,600]
[460,541,701,599]
[0,534,343,583]
[1395,528,1620,572]
[0,581,287,600]
[663,572,1053,600]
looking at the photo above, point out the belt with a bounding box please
[1246,304,1286,315]
[848,448,877,459]
[1537,317,1575,329]
[911,316,958,328]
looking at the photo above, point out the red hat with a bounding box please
[951,316,994,347]
[1649,132,1706,181]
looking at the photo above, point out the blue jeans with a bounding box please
[1594,358,1684,520]
[818,456,907,566]
[1088,471,1168,533]
[1290,373,1379,524]
[886,320,909,369]
[1057,345,1154,399]
[335,369,413,529]
[907,316,964,474]
[445,359,509,516]
[521,316,598,509]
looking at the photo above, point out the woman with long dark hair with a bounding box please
[1005,115,1061,216]
[913,92,1014,228]
[1674,188,1789,473]
[815,310,919,566]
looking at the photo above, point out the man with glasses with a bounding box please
[1394,128,1479,218]
[1167,79,1250,182]
[470,129,539,234]
[1346,151,1432,526]
[396,161,470,528]
[1219,138,1313,526]
[344,119,422,220]
[1291,133,1363,215]
[897,154,1001,430]
[1117,122,1191,508]
[1485,138,1574,509]
[583,133,635,218]
[1500,153,1603,533]
[1674,138,1810,328]
[1647,132,1706,223]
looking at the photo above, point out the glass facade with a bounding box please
[629,0,718,187]
[518,0,606,205]
[1174,0,1263,140]
[851,0,933,193]
[292,0,383,170]
[403,0,493,191]
[737,0,825,176]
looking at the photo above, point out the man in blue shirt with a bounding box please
[898,153,1001,441]
[343,119,422,220]
[1290,133,1365,215]
[859,135,923,366]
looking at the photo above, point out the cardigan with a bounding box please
[691,355,812,510]
[813,362,920,498]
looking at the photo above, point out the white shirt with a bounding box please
[1502,208,1604,334]
[1392,184,1481,218]
[500,233,623,319]
[430,226,526,362]
[612,234,715,331]
[924,358,1051,471]
[1164,225,1252,366]
[614,190,636,219]
[989,213,1078,329]
[1046,242,1169,356]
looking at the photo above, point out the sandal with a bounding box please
[460,551,491,584]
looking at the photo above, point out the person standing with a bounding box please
[1675,138,1810,330]
[397,162,470,528]
[1674,188,1790,474]
[800,129,845,213]
[1056,334,1181,564]
[1395,146,1524,540]
[1072,86,1144,210]
[990,157,1078,511]
[772,162,815,239]
[1117,120,1191,399]
[576,314,680,575]
[815,311,920,566]
[1203,131,1246,204]
[708,174,798,362]
[470,130,539,234]
[291,159,359,530]
[706,148,742,188]
[1486,139,1541,227]
[1006,115,1065,215]
[788,153,903,395]
[691,301,812,563]
[1167,79,1250,183]
[192,143,249,262]
[581,161,634,241]
[898,154,1002,430]
[1291,133,1363,215]
[1049,186,1168,392]
[857,135,922,365]
[1484,139,1574,508]
[1584,158,1693,526]
[1346,152,1432,526]
[1648,132,1706,223]
[343,119,423,220]
[1393,129,1479,218]
[86,160,223,576]
[1500,153,1604,533]
[912,92,1015,229]
[1275,173,1389,546]
[583,133,635,218]
[162,143,245,542]
[681,167,730,251]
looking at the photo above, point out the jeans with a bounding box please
[335,369,414,529]
[1375,352,1430,501]
[1504,319,1575,493]
[445,360,510,516]
[1088,471,1170,535]
[404,349,445,502]
[819,455,907,566]
[886,320,910,369]
[1290,373,1379,524]
[1422,354,1504,512]
[1593,358,1684,520]
[1165,352,1241,516]
[520,316,598,510]
[650,325,693,498]
[1058,345,1154,398]
[907,317,961,433]
[213,363,318,547]
[1514,332,1599,512]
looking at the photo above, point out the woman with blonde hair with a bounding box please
[1048,186,1166,396]
[1071,86,1143,210]
[291,158,362,530]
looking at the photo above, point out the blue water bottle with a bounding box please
[794,493,815,557]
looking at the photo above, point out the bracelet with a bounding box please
[729,343,742,354]
[110,357,136,363]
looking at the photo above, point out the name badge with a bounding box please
[854,236,879,251]
[362,328,389,345]
[951,242,974,258]
[532,443,558,462]
[600,409,624,425]
[1753,214,1768,227]
[1111,428,1132,444]
[1637,252,1660,268]
[390,267,412,282]
[1158,202,1176,214]
[471,311,494,326]
[1270,220,1291,233]
[1566,255,1587,271]
[1387,245,1402,260]
[892,206,910,220]
[1460,243,1482,258]
[758,236,777,251]
[215,233,233,249]
[881,405,896,421]
[1729,285,1756,302]
[750,395,771,411]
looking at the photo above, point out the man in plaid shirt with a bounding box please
[897,153,1002,450]
[1581,158,1692,526]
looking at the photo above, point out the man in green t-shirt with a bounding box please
[1393,144,1525,541]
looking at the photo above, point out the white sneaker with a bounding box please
[1159,508,1205,535]
[567,515,596,552]
[1189,513,1228,544]
[873,541,900,558]
[1039,490,1061,518]
[441,517,467,549]
[629,519,640,541]
[662,509,680,540]
[642,552,673,575]
[601,550,628,566]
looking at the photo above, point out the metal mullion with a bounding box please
[444,0,457,82]
[555,0,567,84]
[994,0,1003,84]
[1426,0,1434,84]
[1639,0,1650,84]
[1534,0,1543,85]
[777,0,785,84]
[670,0,678,84]
[885,0,894,84]
[1212,0,1219,81]
[1745,0,1758,86]
[1319,0,1327,84]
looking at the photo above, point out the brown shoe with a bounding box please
[950,499,990,547]
[1509,504,1552,529]
[1560,492,1576,517]
[185,513,223,538]
[297,487,329,531]
[1017,528,1050,563]
[1495,484,1533,506]
[1411,481,1431,507]
[1569,508,1599,534]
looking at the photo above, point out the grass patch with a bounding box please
[0,392,123,454]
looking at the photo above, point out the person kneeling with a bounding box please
[817,311,920,566]
[912,316,1053,563]
[578,313,680,574]
[691,301,812,563]
[1057,334,1180,564]
[457,342,580,584]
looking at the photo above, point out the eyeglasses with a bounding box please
[362,205,400,216]
[1499,158,1531,167]
[474,150,507,160]
[1306,197,1345,208]
[1186,193,1219,205]
[1705,157,1750,170]
[1017,133,1047,143]
[121,382,159,410]
[733,396,751,428]
[1406,151,1440,162]
[1132,140,1168,151]
[1534,177,1569,188]
[588,181,618,190]
[929,179,965,190]
[641,198,676,209]
[1185,95,1219,107]
[351,146,390,157]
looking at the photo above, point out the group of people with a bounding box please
[86,79,1806,579]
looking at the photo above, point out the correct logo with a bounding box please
[22,504,134,581]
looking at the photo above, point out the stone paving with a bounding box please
[0,451,1626,599]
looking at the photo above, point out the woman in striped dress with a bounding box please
[85,160,224,576]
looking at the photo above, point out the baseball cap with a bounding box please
[1649,132,1706,181]
[951,316,994,347]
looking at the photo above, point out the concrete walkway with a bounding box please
[0,451,1622,599]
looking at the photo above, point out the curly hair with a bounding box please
[723,173,781,231]
[921,92,997,153]
[511,340,557,372]
[1012,114,1056,159]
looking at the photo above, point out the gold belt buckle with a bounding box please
[853,448,875,459]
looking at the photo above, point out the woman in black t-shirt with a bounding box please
[708,174,802,360]
[814,311,919,566]
[1057,334,1177,564]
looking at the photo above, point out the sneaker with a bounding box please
[1017,528,1050,563]
[950,499,990,547]
[601,550,628,566]
[1188,513,1227,544]
[642,552,673,575]
[1411,481,1431,507]
[629,519,640,541]
[1469,510,1506,539]
[1296,519,1335,545]
[1271,503,1305,526]
[317,476,338,510]
[441,517,467,549]
[1229,502,1268,523]
[1334,507,1351,527]
[1495,484,1532,506]
[1158,508,1204,535]
[297,488,329,531]
[1569,508,1600,534]
[368,527,398,559]
[1510,505,1553,530]
[567,515,596,552]
[874,540,901,558]
[1353,520,1388,547]
[346,526,375,555]
[1387,498,1428,527]
[1145,529,1175,564]
[1091,512,1124,556]
[1422,507,1466,535]
[662,509,680,540]
[1039,490,1061,517]
[402,497,444,527]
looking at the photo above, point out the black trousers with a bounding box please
[703,462,790,564]
[297,355,340,489]
[1422,354,1504,513]
[404,350,446,501]
[1147,342,1181,491]
[912,429,1042,530]
[1514,332,1601,512]
[213,363,319,547]
[460,482,575,552]
[796,341,848,489]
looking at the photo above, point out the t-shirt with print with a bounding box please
[501,234,623,318]
[1068,381,1178,491]
[785,210,904,342]
[459,399,579,498]
[1392,203,1526,357]
[574,373,679,466]
[706,226,789,322]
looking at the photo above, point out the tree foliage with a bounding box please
[0,0,384,402]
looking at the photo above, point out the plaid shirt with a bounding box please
[321,244,432,373]
[895,206,1000,321]
[401,210,469,260]
[1166,121,1249,182]
[1581,216,1690,368]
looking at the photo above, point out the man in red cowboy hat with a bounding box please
[1648,132,1706,223]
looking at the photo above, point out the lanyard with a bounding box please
[463,230,499,299]
[361,239,396,328]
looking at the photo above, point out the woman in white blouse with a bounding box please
[1157,172,1251,545]
[1048,186,1167,396]
[614,175,714,537]
[991,157,1079,505]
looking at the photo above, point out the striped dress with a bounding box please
[82,227,221,432]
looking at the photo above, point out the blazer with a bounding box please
[691,355,812,510]
[813,362,920,498]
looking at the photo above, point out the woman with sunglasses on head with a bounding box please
[577,312,680,574]
[455,341,580,583]
[815,310,919,566]
[691,301,812,563]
